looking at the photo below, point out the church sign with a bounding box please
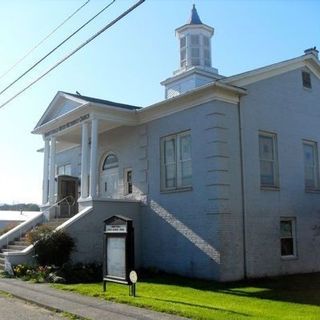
[45,114,90,137]
[103,215,135,291]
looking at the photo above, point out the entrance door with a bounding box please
[57,175,79,217]
[100,154,119,198]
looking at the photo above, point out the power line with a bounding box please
[0,0,146,111]
[0,0,116,98]
[0,0,91,81]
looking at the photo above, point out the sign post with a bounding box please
[103,215,135,295]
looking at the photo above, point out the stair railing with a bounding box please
[0,196,76,251]
[43,195,76,220]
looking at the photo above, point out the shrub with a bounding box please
[34,230,75,267]
[57,262,102,284]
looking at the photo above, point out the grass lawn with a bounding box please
[53,272,320,320]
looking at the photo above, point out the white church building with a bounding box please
[1,5,320,281]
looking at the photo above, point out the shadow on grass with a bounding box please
[141,271,320,307]
[142,295,251,317]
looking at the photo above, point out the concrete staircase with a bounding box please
[0,218,69,271]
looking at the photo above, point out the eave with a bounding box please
[222,53,320,87]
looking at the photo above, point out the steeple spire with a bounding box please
[188,4,202,25]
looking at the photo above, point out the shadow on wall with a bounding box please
[149,200,220,264]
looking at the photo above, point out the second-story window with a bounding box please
[302,71,312,89]
[303,140,319,190]
[161,131,192,191]
[259,131,279,188]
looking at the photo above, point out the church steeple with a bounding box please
[161,5,220,99]
[176,5,214,70]
[188,4,202,24]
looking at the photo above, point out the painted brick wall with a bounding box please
[240,68,320,278]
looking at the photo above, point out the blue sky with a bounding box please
[0,0,319,204]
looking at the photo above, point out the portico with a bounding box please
[33,91,140,208]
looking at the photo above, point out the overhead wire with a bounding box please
[0,0,116,97]
[0,0,91,81]
[0,0,146,111]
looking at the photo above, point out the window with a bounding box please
[303,140,319,190]
[259,132,279,188]
[180,36,186,68]
[280,218,296,257]
[190,35,200,66]
[161,131,192,191]
[124,168,132,195]
[102,154,118,170]
[57,164,71,176]
[203,35,211,67]
[302,71,312,89]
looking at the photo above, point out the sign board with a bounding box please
[103,215,134,290]
[105,225,127,233]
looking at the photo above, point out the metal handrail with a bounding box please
[43,195,76,218]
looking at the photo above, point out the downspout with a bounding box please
[237,99,248,279]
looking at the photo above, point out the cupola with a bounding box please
[161,5,220,99]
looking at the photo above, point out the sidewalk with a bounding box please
[0,278,186,320]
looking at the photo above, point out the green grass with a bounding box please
[53,272,320,320]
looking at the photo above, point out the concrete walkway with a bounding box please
[0,278,186,320]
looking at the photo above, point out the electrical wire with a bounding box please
[0,0,90,81]
[0,0,145,111]
[0,0,116,97]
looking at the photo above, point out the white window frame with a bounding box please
[56,163,71,176]
[280,218,297,258]
[189,34,200,66]
[303,140,319,190]
[160,130,192,192]
[259,131,279,188]
[180,36,186,68]
[203,35,211,67]
[124,168,133,195]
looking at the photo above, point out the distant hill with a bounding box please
[0,203,40,211]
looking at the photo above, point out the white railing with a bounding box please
[43,195,76,220]
[0,196,76,250]
[0,212,43,250]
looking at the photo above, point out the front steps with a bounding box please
[0,217,70,271]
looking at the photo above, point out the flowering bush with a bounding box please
[26,225,54,244]
[13,264,53,283]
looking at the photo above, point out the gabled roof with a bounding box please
[221,52,320,87]
[34,91,141,131]
[61,92,141,111]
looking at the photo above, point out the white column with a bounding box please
[80,122,89,199]
[89,118,99,198]
[42,139,50,205]
[48,136,56,205]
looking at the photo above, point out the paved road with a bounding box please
[0,293,65,320]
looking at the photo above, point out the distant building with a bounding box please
[4,5,320,280]
[0,211,39,230]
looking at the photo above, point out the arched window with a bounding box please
[102,154,118,170]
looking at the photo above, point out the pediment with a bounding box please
[34,91,88,129]
[223,53,320,87]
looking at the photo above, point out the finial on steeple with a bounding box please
[188,4,202,25]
